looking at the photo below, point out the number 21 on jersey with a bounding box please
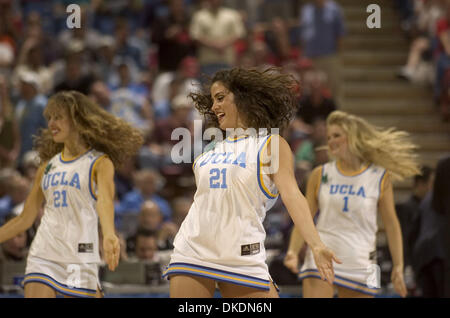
[54,190,68,207]
[209,168,227,189]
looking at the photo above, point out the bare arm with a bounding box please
[287,165,322,253]
[268,136,340,283]
[95,156,119,271]
[0,163,46,243]
[378,173,407,297]
[284,165,323,273]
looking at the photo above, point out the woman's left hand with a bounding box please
[103,234,120,271]
[311,245,342,285]
[391,265,407,298]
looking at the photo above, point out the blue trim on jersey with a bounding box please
[318,165,325,197]
[163,262,272,291]
[379,170,387,198]
[88,155,105,201]
[298,269,380,296]
[23,272,97,298]
[256,135,278,200]
[59,149,93,164]
[225,135,250,143]
[193,150,211,170]
[335,161,373,178]
[314,165,325,218]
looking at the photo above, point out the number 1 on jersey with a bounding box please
[210,168,227,189]
[343,196,349,212]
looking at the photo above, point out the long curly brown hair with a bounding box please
[190,67,300,133]
[34,91,144,167]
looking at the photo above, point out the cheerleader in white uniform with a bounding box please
[284,110,420,298]
[163,67,341,298]
[0,91,143,297]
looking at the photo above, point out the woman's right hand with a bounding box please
[283,250,299,274]
[311,244,342,285]
[103,233,120,271]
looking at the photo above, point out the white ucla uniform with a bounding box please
[299,161,387,296]
[23,149,106,298]
[163,133,279,290]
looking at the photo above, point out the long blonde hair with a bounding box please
[326,110,420,181]
[34,91,144,167]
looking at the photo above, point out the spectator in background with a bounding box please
[141,93,195,175]
[287,69,335,152]
[434,2,450,104]
[297,69,337,125]
[0,169,16,226]
[397,0,444,83]
[138,200,164,231]
[0,0,19,77]
[396,165,434,295]
[151,0,196,73]
[257,0,299,26]
[53,41,96,95]
[23,10,63,64]
[396,0,416,32]
[114,18,143,70]
[13,38,54,95]
[14,70,47,166]
[113,59,149,96]
[88,79,112,112]
[109,61,153,135]
[0,75,20,169]
[151,56,201,120]
[92,35,118,86]
[237,35,275,69]
[12,12,56,95]
[21,150,40,184]
[131,229,159,262]
[294,118,328,192]
[114,156,139,202]
[264,17,299,67]
[90,0,119,35]
[150,94,195,148]
[299,0,346,96]
[0,174,30,225]
[58,6,100,59]
[189,0,246,77]
[116,169,172,228]
[412,163,446,297]
[0,215,28,262]
[431,156,450,297]
[0,41,14,77]
[127,200,178,253]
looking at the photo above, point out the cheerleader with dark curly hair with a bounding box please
[0,91,144,298]
[163,67,340,298]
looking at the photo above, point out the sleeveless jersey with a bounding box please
[315,161,387,269]
[29,149,106,264]
[169,133,279,279]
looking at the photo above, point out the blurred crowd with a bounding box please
[396,0,450,121]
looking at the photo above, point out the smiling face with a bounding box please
[327,124,349,159]
[210,81,246,130]
[45,107,75,144]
